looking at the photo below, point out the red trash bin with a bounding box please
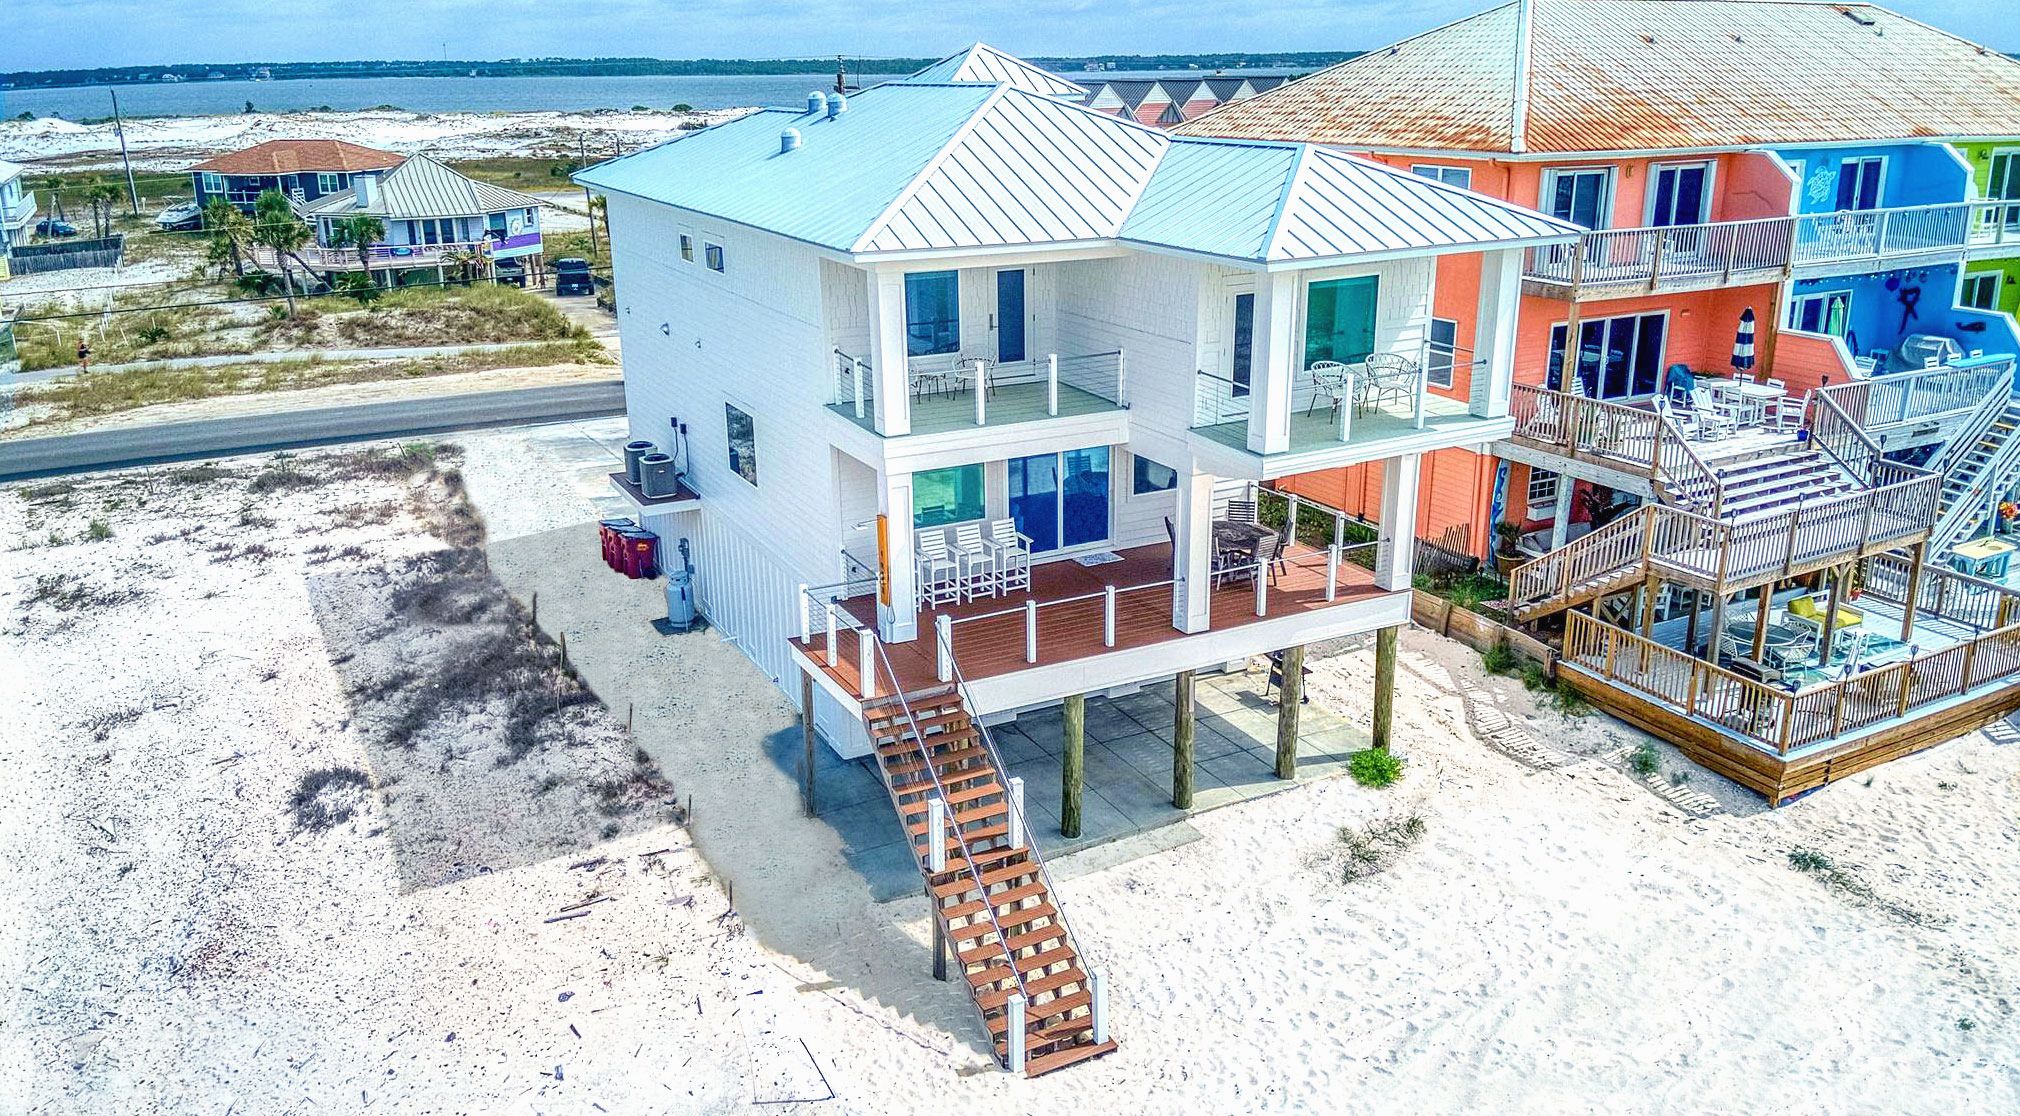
[627,529,661,580]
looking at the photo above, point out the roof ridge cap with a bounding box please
[1263,144,1313,262]
[851,83,1011,253]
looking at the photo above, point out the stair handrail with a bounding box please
[930,625,1102,990]
[1652,410,1723,517]
[1931,381,2014,480]
[1506,507,1657,609]
[1931,400,2020,555]
[1808,389,1941,492]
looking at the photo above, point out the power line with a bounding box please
[6,273,610,326]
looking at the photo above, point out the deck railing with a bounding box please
[1194,342,1470,440]
[1563,608,2020,755]
[1525,200,2020,295]
[832,348,875,420]
[1811,360,2015,433]
[1505,384,1722,513]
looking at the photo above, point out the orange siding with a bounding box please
[1771,330,1857,398]
[1277,447,1495,561]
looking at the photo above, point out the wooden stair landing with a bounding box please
[863,686,1117,1077]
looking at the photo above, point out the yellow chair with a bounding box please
[1787,594,1862,630]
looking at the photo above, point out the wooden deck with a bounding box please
[795,540,1387,699]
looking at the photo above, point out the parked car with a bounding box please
[492,257,528,288]
[553,257,594,296]
[35,218,77,238]
[155,202,203,231]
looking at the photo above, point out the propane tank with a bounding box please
[664,538,697,632]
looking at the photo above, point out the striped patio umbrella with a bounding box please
[1733,307,1757,372]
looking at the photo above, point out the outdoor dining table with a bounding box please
[1213,520,1273,550]
[1697,376,1784,425]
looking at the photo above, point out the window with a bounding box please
[724,403,757,486]
[1963,272,2001,311]
[1131,454,1177,495]
[199,172,224,195]
[1230,291,1255,398]
[1788,290,1852,337]
[913,465,985,528]
[1837,156,1884,211]
[316,173,341,194]
[1411,164,1471,189]
[1648,162,1711,227]
[1526,469,1561,514]
[1542,167,1613,229]
[1426,318,1459,389]
[1303,275,1380,367]
[704,242,725,272]
[903,270,960,356]
[679,232,694,262]
[1547,312,1667,401]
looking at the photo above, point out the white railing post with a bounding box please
[1333,513,1345,554]
[825,608,839,666]
[1338,372,1355,442]
[927,796,947,873]
[1116,348,1126,405]
[857,629,877,699]
[1414,367,1429,430]
[1091,969,1108,1044]
[1103,585,1117,647]
[1007,776,1026,850]
[935,614,953,683]
[1046,353,1059,416]
[1326,543,1340,602]
[852,357,866,419]
[797,583,811,642]
[1005,993,1027,1073]
[1254,565,1268,617]
[1284,492,1300,543]
[973,360,987,427]
[1024,599,1039,664]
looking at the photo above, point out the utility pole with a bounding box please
[578,133,601,263]
[110,90,140,215]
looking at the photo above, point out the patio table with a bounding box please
[1697,377,1784,426]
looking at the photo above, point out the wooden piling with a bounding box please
[800,670,817,818]
[1173,670,1196,810]
[1373,627,1397,752]
[1061,693,1085,839]
[1276,645,1304,779]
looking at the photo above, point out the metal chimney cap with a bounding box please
[779,128,803,154]
[825,92,848,119]
[806,90,826,114]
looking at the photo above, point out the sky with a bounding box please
[0,0,2010,72]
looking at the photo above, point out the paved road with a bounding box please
[0,381,626,481]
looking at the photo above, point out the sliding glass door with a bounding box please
[1008,448,1111,554]
[1546,313,1667,401]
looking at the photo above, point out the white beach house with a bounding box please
[577,47,1576,1075]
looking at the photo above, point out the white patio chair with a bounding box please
[986,518,1032,594]
[1655,395,1700,440]
[1688,387,1738,440]
[915,529,962,607]
[1305,361,1351,417]
[950,522,1000,601]
[1364,352,1419,412]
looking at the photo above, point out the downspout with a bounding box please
[1510,0,1533,156]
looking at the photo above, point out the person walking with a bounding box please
[75,337,91,374]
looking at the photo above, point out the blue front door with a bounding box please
[1009,448,1111,554]
[996,269,1026,364]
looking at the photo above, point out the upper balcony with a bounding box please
[828,347,1128,439]
[1523,200,2020,300]
[253,237,532,272]
[0,189,37,232]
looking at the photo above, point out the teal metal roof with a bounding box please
[898,43,1088,99]
[1119,140,1298,261]
[575,83,995,253]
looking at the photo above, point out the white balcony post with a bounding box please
[1376,453,1422,591]
[1246,271,1298,455]
[1007,776,1026,850]
[1172,466,1215,634]
[866,268,913,437]
[825,608,839,666]
[1005,993,1027,1073]
[927,796,947,873]
[857,628,878,699]
[1103,585,1117,647]
[1047,353,1059,416]
[876,470,919,643]
[852,357,866,420]
[1024,599,1039,663]
[935,614,953,683]
[796,583,811,643]
[1338,372,1354,442]
[974,360,987,427]
[1876,209,1893,256]
[1254,564,1268,616]
[1414,366,1429,430]
[1326,543,1340,602]
[1091,969,1109,1044]
[1116,347,1127,405]
[1471,247,1522,419]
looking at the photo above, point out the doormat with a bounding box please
[1074,552,1123,567]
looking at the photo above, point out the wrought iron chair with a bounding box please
[1305,360,1352,417]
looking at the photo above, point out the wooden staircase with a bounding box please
[1932,401,2020,555]
[1669,446,1860,521]
[863,686,1118,1077]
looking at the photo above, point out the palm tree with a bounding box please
[201,200,253,278]
[328,215,387,285]
[440,243,485,286]
[250,189,332,311]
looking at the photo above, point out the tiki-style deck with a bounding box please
[794,539,1393,703]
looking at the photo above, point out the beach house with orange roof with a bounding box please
[188,139,403,213]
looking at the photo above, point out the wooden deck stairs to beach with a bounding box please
[862,685,1117,1077]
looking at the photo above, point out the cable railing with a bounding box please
[831,347,875,420]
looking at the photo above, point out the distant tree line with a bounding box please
[3,53,1361,90]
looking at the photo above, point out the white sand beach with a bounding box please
[1,424,2015,1113]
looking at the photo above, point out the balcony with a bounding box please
[251,239,523,272]
[0,189,37,232]
[827,349,1127,438]
[1189,350,1502,478]
[1522,200,2020,299]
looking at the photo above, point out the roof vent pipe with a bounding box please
[806,90,826,114]
[780,128,802,154]
[825,92,848,120]
[1509,0,1533,154]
